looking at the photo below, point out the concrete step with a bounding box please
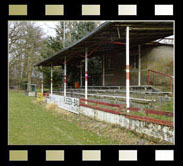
[67,85,156,92]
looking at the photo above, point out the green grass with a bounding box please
[160,101,174,112]
[8,91,122,145]
[8,91,172,145]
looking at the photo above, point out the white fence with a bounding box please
[48,94,79,114]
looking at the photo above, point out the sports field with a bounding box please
[8,91,168,145]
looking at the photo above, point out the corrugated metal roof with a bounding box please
[35,21,173,67]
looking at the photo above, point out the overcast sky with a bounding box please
[35,21,104,38]
[34,21,174,44]
[35,21,60,37]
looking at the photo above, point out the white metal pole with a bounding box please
[63,22,65,48]
[62,22,66,97]
[41,71,44,94]
[103,55,105,86]
[50,65,53,95]
[80,61,82,87]
[85,48,88,104]
[138,45,141,86]
[126,26,130,110]
[64,56,67,97]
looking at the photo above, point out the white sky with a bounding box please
[35,21,104,38]
[35,21,60,37]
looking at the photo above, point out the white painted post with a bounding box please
[50,65,53,95]
[126,26,130,110]
[63,21,65,48]
[80,61,82,87]
[85,48,88,104]
[63,22,66,97]
[64,56,67,97]
[138,45,141,86]
[41,71,44,94]
[103,55,105,86]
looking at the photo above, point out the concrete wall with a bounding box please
[47,94,80,114]
[80,106,174,143]
[104,44,173,86]
[46,95,174,143]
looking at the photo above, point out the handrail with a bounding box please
[147,69,173,93]
[80,98,125,108]
[127,107,173,117]
[80,98,126,112]
[80,98,173,126]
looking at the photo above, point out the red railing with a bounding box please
[80,98,126,115]
[43,93,49,97]
[127,107,173,126]
[128,107,173,117]
[80,98,173,127]
[147,69,173,93]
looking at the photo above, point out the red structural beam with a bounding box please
[88,41,126,57]
[110,41,126,45]
[63,41,126,63]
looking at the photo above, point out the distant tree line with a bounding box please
[9,21,102,90]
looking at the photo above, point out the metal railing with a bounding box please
[147,69,173,93]
[80,98,173,127]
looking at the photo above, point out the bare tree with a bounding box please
[9,21,46,89]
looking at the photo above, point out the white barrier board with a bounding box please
[48,94,79,114]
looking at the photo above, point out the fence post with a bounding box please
[119,104,123,113]
[95,101,98,109]
[170,77,173,95]
[144,109,148,117]
[85,48,88,104]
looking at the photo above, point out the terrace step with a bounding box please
[68,85,160,92]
